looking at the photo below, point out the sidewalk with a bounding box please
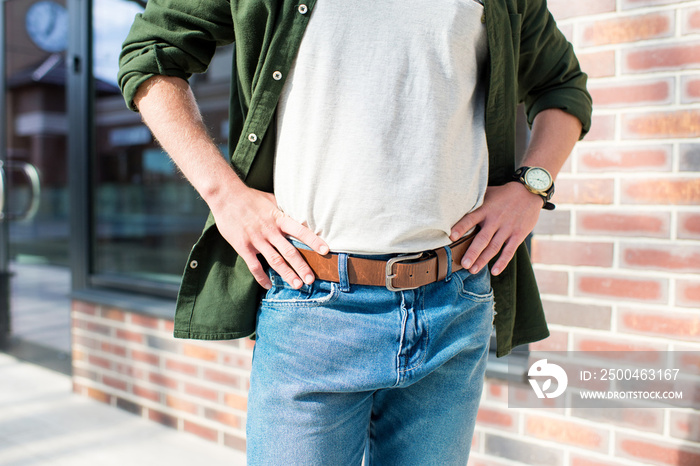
[0,353,246,466]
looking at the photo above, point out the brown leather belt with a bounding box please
[298,233,475,291]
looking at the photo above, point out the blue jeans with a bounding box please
[247,249,494,465]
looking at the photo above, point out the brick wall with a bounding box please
[470,1,700,465]
[72,1,700,464]
[71,301,251,454]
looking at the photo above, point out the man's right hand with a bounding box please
[133,75,327,291]
[210,187,329,290]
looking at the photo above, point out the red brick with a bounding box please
[224,393,248,411]
[677,280,700,308]
[577,211,670,238]
[101,342,127,358]
[679,212,700,239]
[621,244,700,273]
[556,178,615,205]
[578,51,616,79]
[683,6,700,34]
[183,344,218,362]
[72,301,97,315]
[221,353,253,370]
[578,146,672,172]
[131,349,160,366]
[622,178,700,205]
[682,75,700,103]
[573,335,667,353]
[132,384,161,403]
[579,12,673,46]
[571,455,628,466]
[85,322,111,335]
[88,354,112,370]
[183,420,218,442]
[526,415,609,452]
[185,383,219,402]
[163,320,175,333]
[623,110,700,139]
[531,239,614,267]
[112,362,143,379]
[616,434,700,465]
[72,348,86,362]
[103,376,128,392]
[116,329,144,344]
[149,372,179,389]
[542,301,612,330]
[101,308,125,322]
[571,407,664,433]
[618,308,700,340]
[670,410,700,442]
[585,114,616,142]
[476,407,517,431]
[165,359,198,376]
[485,381,508,403]
[130,313,160,329]
[223,433,247,452]
[73,334,100,350]
[533,269,568,295]
[203,368,242,388]
[165,395,198,414]
[529,329,569,351]
[548,0,615,20]
[148,409,178,429]
[204,408,242,429]
[86,386,112,404]
[624,42,700,73]
[576,274,667,302]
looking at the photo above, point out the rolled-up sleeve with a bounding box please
[517,0,592,139]
[118,0,234,111]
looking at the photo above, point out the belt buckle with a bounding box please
[385,253,424,292]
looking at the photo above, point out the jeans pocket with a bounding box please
[261,270,339,308]
[452,268,494,303]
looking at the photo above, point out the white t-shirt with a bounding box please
[274,0,489,254]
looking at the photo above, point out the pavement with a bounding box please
[0,352,247,466]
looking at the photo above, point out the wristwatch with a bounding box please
[513,166,555,210]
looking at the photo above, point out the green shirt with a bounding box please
[118,0,592,357]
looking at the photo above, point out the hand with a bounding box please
[450,182,543,276]
[211,187,329,290]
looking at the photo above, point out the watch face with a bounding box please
[25,1,69,53]
[524,168,552,191]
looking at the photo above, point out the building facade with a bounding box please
[2,0,699,464]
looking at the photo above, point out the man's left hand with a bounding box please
[450,182,543,276]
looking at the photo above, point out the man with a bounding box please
[119,0,591,464]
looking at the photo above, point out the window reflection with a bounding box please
[93,0,231,287]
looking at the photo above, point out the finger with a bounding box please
[491,237,519,276]
[278,215,329,255]
[450,209,484,243]
[257,242,304,289]
[238,249,272,290]
[270,235,316,285]
[469,229,510,274]
[460,226,495,270]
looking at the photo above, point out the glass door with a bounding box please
[1,0,71,358]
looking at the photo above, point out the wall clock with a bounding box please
[25,1,69,53]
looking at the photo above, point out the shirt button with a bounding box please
[248,133,258,143]
[189,260,199,269]
[273,71,283,81]
[298,4,308,14]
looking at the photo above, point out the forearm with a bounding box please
[133,75,244,212]
[520,108,583,180]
